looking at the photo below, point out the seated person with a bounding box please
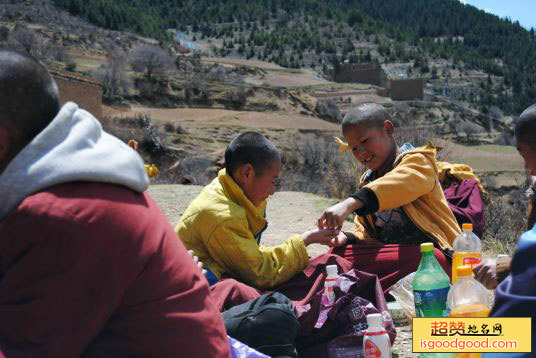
[0,50,229,357]
[176,132,338,289]
[472,175,534,290]
[317,103,461,294]
[483,104,536,358]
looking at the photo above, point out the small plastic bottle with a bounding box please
[363,313,392,358]
[323,264,338,305]
[452,223,482,283]
[448,265,491,358]
[314,265,339,329]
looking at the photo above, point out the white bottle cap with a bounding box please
[326,265,338,277]
[366,313,384,332]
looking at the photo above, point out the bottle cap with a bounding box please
[326,265,338,277]
[366,313,384,331]
[456,265,473,277]
[420,242,434,252]
[462,223,473,231]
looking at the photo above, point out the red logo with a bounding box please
[463,257,481,265]
[365,340,382,358]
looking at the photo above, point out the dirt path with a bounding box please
[148,184,416,357]
[148,184,352,257]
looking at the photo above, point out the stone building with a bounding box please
[49,67,103,118]
[389,78,424,101]
[334,63,388,87]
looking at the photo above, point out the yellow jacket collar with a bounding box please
[218,169,267,234]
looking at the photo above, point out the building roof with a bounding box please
[48,66,102,88]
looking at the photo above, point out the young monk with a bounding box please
[176,132,338,289]
[318,102,461,294]
[483,104,536,358]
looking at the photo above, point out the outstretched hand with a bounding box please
[317,197,362,230]
[303,228,340,246]
[328,231,349,247]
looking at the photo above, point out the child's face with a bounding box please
[517,141,536,176]
[242,160,281,207]
[343,121,396,172]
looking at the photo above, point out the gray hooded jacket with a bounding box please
[0,102,149,221]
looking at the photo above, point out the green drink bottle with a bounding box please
[413,243,453,358]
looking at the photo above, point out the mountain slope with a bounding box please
[52,0,536,115]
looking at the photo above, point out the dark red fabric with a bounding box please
[211,254,393,358]
[443,178,485,238]
[0,182,230,358]
[210,279,262,312]
[329,244,451,295]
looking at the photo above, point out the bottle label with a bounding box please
[325,286,335,304]
[364,339,382,358]
[463,257,481,265]
[414,287,450,318]
[324,278,337,304]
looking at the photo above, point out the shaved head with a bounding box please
[225,132,280,177]
[516,104,536,150]
[0,49,60,145]
[342,103,391,133]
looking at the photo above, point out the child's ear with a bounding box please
[384,120,395,135]
[243,163,254,179]
[237,163,255,182]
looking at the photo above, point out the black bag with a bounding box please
[222,292,300,358]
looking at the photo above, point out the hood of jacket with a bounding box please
[0,102,149,221]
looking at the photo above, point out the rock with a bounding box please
[427,107,442,119]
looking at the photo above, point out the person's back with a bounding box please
[0,182,229,357]
[0,50,229,357]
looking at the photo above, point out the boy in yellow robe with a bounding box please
[177,132,338,289]
[318,103,461,293]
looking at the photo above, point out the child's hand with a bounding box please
[188,250,207,275]
[473,259,498,290]
[328,232,349,247]
[302,228,339,246]
[317,197,362,230]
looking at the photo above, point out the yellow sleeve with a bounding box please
[364,153,437,212]
[206,219,309,289]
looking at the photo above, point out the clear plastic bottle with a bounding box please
[323,264,338,305]
[363,313,392,358]
[314,265,339,329]
[448,265,491,358]
[413,243,454,358]
[452,223,482,283]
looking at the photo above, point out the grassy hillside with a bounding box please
[52,0,536,114]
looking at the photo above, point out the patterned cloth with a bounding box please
[362,143,430,245]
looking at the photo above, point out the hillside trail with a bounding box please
[148,184,416,358]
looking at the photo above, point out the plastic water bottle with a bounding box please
[448,265,491,358]
[323,264,338,305]
[452,223,482,283]
[413,243,453,358]
[363,313,392,358]
[314,265,339,329]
